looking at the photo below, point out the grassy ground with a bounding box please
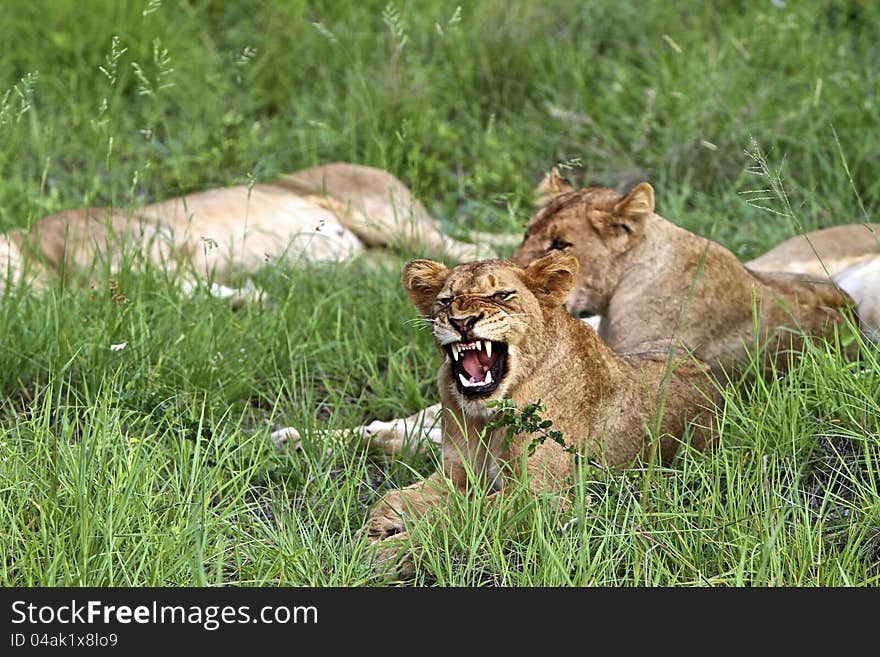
[1,0,878,585]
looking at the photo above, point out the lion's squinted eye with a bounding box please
[491,290,515,302]
[549,238,572,252]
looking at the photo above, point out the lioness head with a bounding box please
[511,181,655,317]
[402,252,578,411]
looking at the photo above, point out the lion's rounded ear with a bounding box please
[535,167,574,208]
[611,182,654,235]
[402,259,449,315]
[522,251,579,307]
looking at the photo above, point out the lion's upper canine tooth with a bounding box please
[451,343,460,361]
[484,340,492,358]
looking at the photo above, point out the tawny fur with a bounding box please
[746,222,880,278]
[362,254,719,560]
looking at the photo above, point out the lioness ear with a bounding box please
[522,252,579,307]
[402,259,449,315]
[611,182,654,236]
[535,167,574,208]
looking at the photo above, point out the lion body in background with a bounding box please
[0,162,498,296]
[513,177,878,376]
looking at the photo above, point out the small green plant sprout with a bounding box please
[486,399,581,458]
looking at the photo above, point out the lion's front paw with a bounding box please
[358,507,416,579]
[369,531,415,579]
[360,505,406,544]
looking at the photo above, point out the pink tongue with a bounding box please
[461,351,484,380]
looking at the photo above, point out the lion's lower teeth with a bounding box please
[458,370,494,388]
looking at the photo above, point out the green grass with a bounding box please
[1,0,878,586]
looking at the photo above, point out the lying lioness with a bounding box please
[0,162,498,298]
[746,221,880,279]
[361,253,719,559]
[744,221,879,337]
[512,174,878,377]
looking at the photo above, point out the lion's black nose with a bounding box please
[449,313,483,336]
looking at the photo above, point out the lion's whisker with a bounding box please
[403,317,436,331]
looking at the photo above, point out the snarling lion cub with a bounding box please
[361,253,719,561]
[513,174,878,378]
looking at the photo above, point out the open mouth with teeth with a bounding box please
[446,339,508,396]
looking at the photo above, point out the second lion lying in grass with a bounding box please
[0,162,501,301]
[513,175,877,378]
[360,253,720,564]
